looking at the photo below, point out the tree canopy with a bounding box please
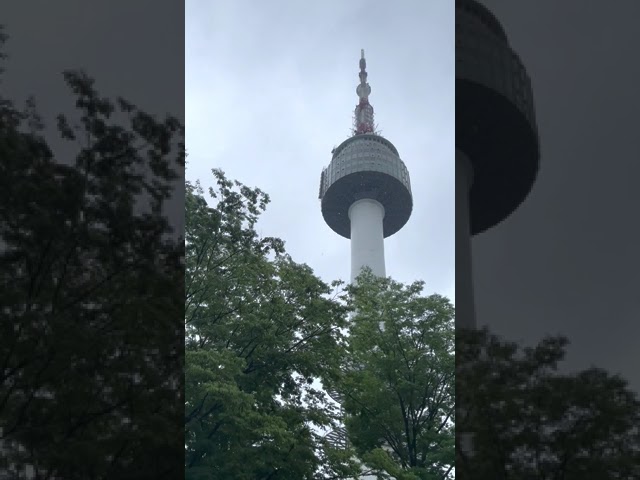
[185,171,352,479]
[184,167,457,479]
[330,272,455,480]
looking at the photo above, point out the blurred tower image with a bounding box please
[455,0,540,459]
[456,0,540,329]
[319,50,413,283]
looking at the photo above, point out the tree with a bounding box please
[456,327,640,479]
[329,271,455,480]
[184,171,352,479]
[0,29,184,478]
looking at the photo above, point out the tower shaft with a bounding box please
[455,149,476,330]
[349,199,386,282]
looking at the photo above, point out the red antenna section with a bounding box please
[353,49,376,135]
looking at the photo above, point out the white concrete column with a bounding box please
[349,198,386,283]
[456,149,476,330]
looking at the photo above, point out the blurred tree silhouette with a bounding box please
[0,29,184,478]
[457,327,640,480]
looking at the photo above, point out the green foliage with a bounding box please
[332,271,455,479]
[0,36,184,479]
[185,172,351,478]
[457,327,640,479]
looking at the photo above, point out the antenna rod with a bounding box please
[354,49,374,135]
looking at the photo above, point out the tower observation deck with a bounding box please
[319,50,413,283]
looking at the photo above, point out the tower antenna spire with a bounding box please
[354,49,375,135]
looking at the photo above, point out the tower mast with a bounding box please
[320,53,413,478]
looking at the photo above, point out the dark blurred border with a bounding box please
[456,1,640,478]
[1,2,184,478]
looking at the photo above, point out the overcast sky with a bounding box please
[473,0,640,393]
[186,0,455,301]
